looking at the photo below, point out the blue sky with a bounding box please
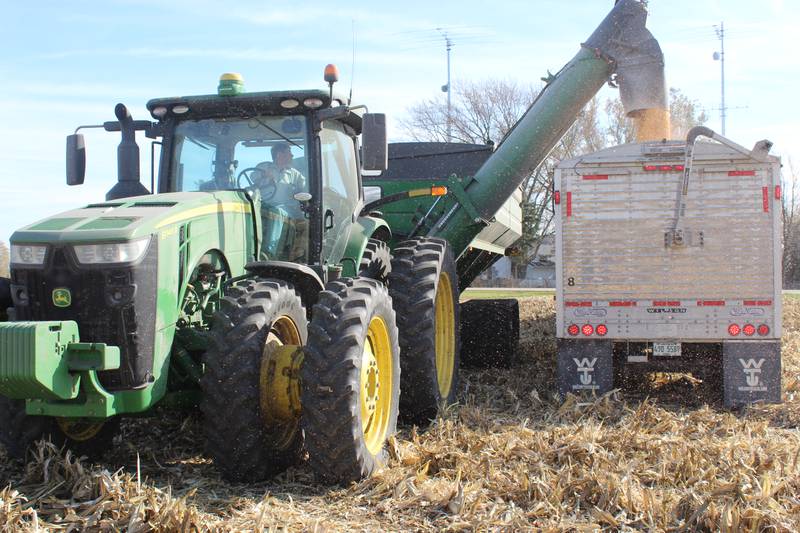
[1,0,797,245]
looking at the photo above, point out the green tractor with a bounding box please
[0,0,667,483]
[0,71,462,483]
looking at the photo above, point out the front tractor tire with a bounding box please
[301,277,400,484]
[389,237,460,426]
[201,279,307,482]
[0,397,118,460]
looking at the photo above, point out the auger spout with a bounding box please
[427,0,667,257]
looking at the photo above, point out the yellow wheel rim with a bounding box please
[361,316,394,455]
[259,315,303,450]
[56,418,104,442]
[434,271,456,398]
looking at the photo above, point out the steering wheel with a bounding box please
[237,167,277,201]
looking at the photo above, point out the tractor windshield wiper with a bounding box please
[186,136,212,151]
[252,117,303,151]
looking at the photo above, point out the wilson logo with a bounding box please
[738,358,768,392]
[573,357,597,387]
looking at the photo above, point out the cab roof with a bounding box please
[146,89,360,130]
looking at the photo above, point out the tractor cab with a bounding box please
[146,76,387,266]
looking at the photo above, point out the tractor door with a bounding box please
[319,121,360,266]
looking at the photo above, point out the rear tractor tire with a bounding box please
[358,238,392,283]
[301,277,400,484]
[0,396,118,460]
[389,237,460,426]
[201,278,307,482]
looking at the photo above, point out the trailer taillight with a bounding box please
[568,324,579,336]
[581,324,594,336]
[757,324,770,336]
[743,324,756,336]
[595,324,607,336]
[728,324,741,336]
[644,164,683,172]
[775,185,782,200]
[554,191,561,205]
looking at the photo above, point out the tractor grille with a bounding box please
[11,241,158,391]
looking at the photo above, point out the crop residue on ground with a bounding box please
[1,297,799,531]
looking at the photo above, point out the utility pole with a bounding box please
[437,28,453,142]
[713,21,726,135]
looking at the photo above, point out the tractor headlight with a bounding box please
[73,237,150,265]
[10,244,47,266]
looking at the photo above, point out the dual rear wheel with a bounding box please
[203,238,461,484]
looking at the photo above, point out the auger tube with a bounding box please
[426,0,667,258]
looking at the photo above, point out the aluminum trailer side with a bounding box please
[554,131,782,407]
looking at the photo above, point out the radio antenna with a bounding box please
[349,19,356,105]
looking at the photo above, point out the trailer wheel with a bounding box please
[0,278,11,322]
[201,278,307,482]
[0,396,118,460]
[460,299,519,368]
[358,238,392,283]
[301,277,400,484]
[389,237,460,426]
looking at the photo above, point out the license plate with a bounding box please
[652,342,681,357]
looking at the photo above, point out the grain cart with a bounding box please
[554,127,782,407]
[0,0,666,482]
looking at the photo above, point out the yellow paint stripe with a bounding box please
[155,202,252,229]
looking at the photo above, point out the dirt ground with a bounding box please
[1,297,798,531]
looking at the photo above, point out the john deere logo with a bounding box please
[52,288,72,308]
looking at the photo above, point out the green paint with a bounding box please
[77,217,138,230]
[0,321,81,400]
[28,218,84,231]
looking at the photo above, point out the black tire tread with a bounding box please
[358,239,392,282]
[0,396,118,460]
[459,299,520,368]
[301,277,400,484]
[201,278,307,482]
[388,237,460,426]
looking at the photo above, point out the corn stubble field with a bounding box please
[1,297,799,531]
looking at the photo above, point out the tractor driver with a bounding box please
[254,141,309,262]
[255,141,307,194]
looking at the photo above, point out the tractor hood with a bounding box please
[10,191,253,244]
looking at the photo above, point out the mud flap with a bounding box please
[557,339,614,398]
[723,341,781,407]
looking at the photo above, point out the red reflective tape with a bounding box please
[763,186,769,212]
[743,300,773,306]
[697,300,725,307]
[583,174,608,180]
[609,301,636,307]
[566,191,572,217]
[652,300,681,307]
[565,301,592,307]
[729,170,755,176]
[554,190,561,205]
[775,185,782,200]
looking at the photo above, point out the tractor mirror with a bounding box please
[66,134,86,186]
[361,113,387,173]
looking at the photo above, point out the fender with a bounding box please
[245,260,325,310]
[341,216,392,278]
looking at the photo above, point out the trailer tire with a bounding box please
[202,278,307,482]
[389,237,460,426]
[0,278,11,322]
[0,396,119,460]
[301,277,400,484]
[459,299,519,368]
[358,238,392,283]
